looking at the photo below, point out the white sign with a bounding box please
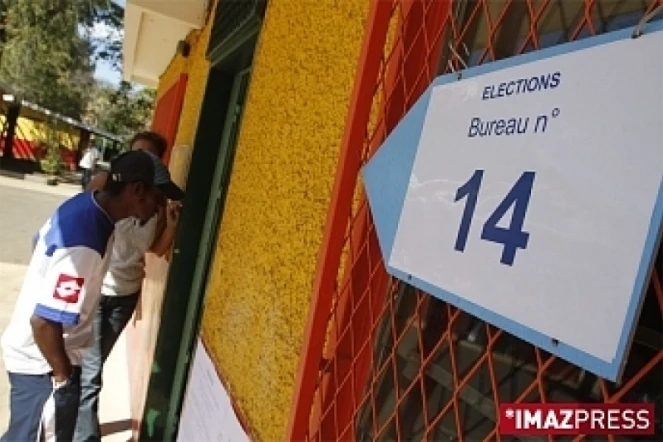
[362,24,663,381]
[177,339,250,442]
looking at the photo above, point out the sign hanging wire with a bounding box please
[632,4,663,38]
[447,42,469,73]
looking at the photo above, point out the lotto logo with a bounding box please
[499,403,655,435]
[53,274,84,304]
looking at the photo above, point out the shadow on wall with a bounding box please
[100,419,132,437]
[126,255,171,441]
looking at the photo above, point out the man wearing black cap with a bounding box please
[74,133,185,442]
[0,150,167,442]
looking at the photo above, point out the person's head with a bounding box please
[103,150,161,223]
[130,131,168,159]
[102,150,185,223]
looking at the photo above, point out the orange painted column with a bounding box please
[151,74,188,165]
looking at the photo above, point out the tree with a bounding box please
[1,0,155,157]
[0,0,8,63]
[0,0,97,119]
[82,2,156,141]
[88,1,124,72]
[85,80,156,142]
[38,117,67,176]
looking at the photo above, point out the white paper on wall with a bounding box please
[177,338,250,442]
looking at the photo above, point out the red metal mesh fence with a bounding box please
[289,1,663,441]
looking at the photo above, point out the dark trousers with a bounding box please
[1,367,82,442]
[73,293,139,442]
[80,169,92,190]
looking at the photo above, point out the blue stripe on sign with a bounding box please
[33,304,79,326]
[362,89,434,262]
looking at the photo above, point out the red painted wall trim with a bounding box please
[151,74,188,165]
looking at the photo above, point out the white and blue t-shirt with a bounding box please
[1,192,115,374]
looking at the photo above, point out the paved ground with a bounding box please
[0,176,132,441]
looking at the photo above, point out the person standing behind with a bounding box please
[0,150,164,442]
[78,143,100,190]
[73,132,185,442]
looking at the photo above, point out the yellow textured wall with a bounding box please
[155,54,187,100]
[154,18,213,183]
[172,28,211,149]
[200,0,369,441]
[168,20,212,187]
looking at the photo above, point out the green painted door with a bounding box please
[162,67,252,440]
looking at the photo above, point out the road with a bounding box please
[0,176,132,441]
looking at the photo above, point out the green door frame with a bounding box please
[139,27,261,442]
[162,66,252,438]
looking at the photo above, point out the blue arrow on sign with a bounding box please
[362,90,433,263]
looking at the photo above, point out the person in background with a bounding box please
[73,131,185,442]
[0,150,164,441]
[78,142,101,190]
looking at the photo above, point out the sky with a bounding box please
[93,0,126,85]
[95,59,122,85]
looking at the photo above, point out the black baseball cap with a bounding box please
[109,150,155,185]
[145,151,185,201]
[109,150,185,201]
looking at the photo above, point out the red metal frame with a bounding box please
[315,2,454,441]
[285,2,393,439]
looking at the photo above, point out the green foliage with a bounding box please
[85,80,156,142]
[0,0,8,61]
[0,0,154,144]
[0,0,98,119]
[38,118,66,175]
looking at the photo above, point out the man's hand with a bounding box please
[53,370,73,384]
[30,315,72,383]
[166,201,182,227]
[149,201,182,257]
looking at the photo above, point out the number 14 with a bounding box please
[454,170,536,266]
